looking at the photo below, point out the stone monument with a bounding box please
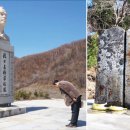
[95,27,125,106]
[0,6,14,106]
[125,29,130,108]
[0,7,26,117]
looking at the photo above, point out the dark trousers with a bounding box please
[70,96,81,125]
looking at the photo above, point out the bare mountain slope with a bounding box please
[14,39,86,98]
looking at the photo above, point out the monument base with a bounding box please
[0,105,26,118]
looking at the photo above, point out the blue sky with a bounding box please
[0,0,86,58]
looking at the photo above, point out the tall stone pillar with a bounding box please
[0,6,14,106]
[125,29,130,108]
[95,27,125,106]
[0,40,14,105]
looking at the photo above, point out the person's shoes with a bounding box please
[66,123,77,128]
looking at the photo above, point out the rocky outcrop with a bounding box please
[87,70,96,99]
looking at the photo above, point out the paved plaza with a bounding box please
[87,99,130,130]
[0,99,86,130]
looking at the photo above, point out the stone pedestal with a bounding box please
[95,27,125,106]
[0,39,14,105]
[0,106,26,118]
[125,29,130,108]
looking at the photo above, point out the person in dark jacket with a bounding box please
[53,80,82,128]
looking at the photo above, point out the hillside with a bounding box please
[14,39,86,99]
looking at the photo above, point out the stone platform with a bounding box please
[0,105,26,118]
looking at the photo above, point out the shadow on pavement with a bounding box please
[78,120,86,127]
[27,107,48,112]
[87,102,93,106]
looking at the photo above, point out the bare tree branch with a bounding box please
[114,0,128,25]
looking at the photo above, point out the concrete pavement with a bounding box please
[87,99,130,130]
[0,99,86,130]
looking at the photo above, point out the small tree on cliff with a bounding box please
[88,0,130,33]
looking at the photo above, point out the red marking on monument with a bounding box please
[99,85,105,95]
